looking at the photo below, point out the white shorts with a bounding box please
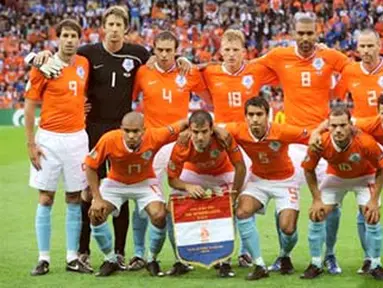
[29,128,88,192]
[153,142,175,190]
[288,143,327,186]
[100,178,165,217]
[320,174,380,206]
[171,170,235,196]
[241,173,300,214]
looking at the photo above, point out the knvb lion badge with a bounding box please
[171,192,235,268]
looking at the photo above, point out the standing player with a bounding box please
[223,97,311,279]
[301,107,383,280]
[24,19,92,276]
[85,112,188,276]
[167,110,246,277]
[29,6,151,271]
[255,15,350,273]
[202,28,278,267]
[129,31,210,271]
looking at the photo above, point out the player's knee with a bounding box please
[280,224,296,235]
[65,192,81,204]
[236,208,252,220]
[150,209,167,228]
[38,191,54,206]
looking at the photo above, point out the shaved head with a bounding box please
[122,112,144,127]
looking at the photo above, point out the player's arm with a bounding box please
[24,51,67,79]
[151,119,189,147]
[225,135,246,198]
[332,72,349,100]
[132,66,143,105]
[327,49,351,73]
[167,142,206,198]
[308,120,330,152]
[302,149,326,221]
[249,49,278,72]
[189,68,213,106]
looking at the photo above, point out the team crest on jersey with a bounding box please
[269,141,281,152]
[241,75,254,89]
[76,66,85,79]
[312,58,324,70]
[89,148,98,159]
[175,74,187,88]
[210,149,220,158]
[141,150,153,160]
[349,153,361,162]
[122,59,135,72]
[378,76,383,88]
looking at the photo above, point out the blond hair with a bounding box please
[222,29,245,47]
[102,5,129,28]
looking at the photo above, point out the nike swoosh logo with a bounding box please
[148,80,158,85]
[93,64,104,69]
[71,264,79,270]
[352,83,360,87]
[285,64,293,69]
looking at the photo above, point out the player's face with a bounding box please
[221,39,245,70]
[58,27,80,56]
[190,122,213,152]
[121,122,144,150]
[329,114,352,144]
[103,14,126,45]
[245,105,268,138]
[294,22,317,55]
[154,39,177,70]
[357,33,380,65]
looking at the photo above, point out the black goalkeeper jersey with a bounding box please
[77,42,150,124]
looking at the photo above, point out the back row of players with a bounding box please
[24,6,383,280]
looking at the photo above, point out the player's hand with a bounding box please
[146,55,157,69]
[38,56,67,79]
[89,198,109,222]
[316,43,329,50]
[185,184,206,199]
[177,130,191,145]
[176,57,193,76]
[364,200,380,224]
[309,199,326,222]
[33,50,53,67]
[213,126,232,149]
[309,130,323,152]
[27,143,46,171]
[84,100,92,116]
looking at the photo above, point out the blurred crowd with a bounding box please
[1,0,383,118]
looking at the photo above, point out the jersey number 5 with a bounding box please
[69,81,77,96]
[228,92,242,107]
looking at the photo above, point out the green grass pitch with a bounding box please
[0,127,382,288]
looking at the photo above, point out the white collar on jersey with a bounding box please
[294,44,317,60]
[330,135,352,152]
[155,62,177,73]
[53,53,73,66]
[360,57,383,75]
[221,62,246,76]
[247,122,271,142]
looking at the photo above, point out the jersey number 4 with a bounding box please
[162,89,172,103]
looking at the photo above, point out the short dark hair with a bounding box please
[189,110,213,127]
[378,94,383,110]
[154,31,179,50]
[56,19,82,38]
[329,106,351,121]
[245,96,270,115]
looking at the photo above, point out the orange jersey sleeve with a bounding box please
[187,67,207,93]
[224,134,244,166]
[149,122,183,148]
[363,135,383,170]
[25,55,89,133]
[256,47,350,129]
[167,142,190,179]
[85,131,110,170]
[272,123,310,145]
[301,147,322,171]
[355,116,383,144]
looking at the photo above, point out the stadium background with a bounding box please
[0,0,382,287]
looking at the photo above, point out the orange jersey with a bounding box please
[85,124,181,185]
[355,115,383,144]
[334,60,383,117]
[302,132,383,178]
[167,135,243,178]
[257,46,350,129]
[132,65,206,128]
[202,63,278,123]
[25,55,89,133]
[226,122,310,180]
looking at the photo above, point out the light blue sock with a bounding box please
[36,204,52,261]
[308,221,325,259]
[91,222,114,257]
[148,223,166,262]
[237,214,255,256]
[66,203,81,262]
[280,229,298,257]
[275,211,283,251]
[237,217,261,260]
[357,211,368,259]
[366,223,382,269]
[166,213,178,259]
[325,207,341,256]
[133,205,148,258]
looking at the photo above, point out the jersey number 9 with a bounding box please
[69,81,77,96]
